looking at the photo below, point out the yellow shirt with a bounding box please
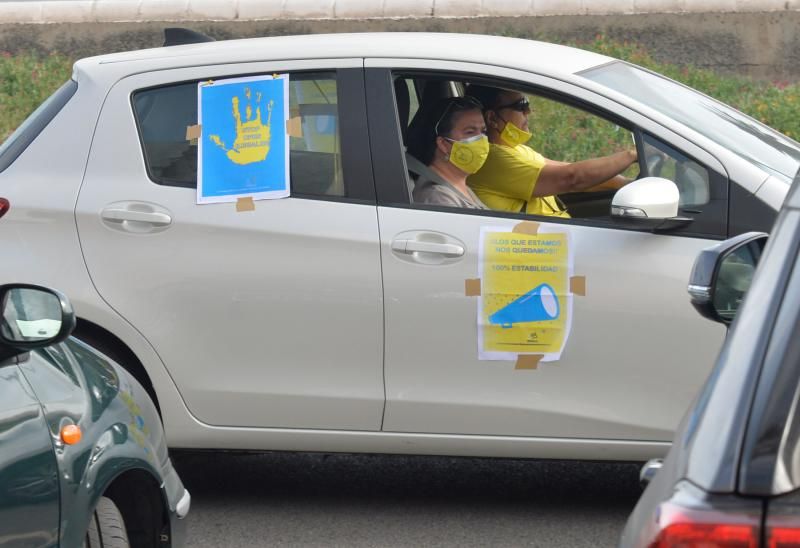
[467,143,570,218]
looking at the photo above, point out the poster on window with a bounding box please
[478,226,574,362]
[197,74,290,204]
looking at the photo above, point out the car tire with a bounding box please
[84,496,130,548]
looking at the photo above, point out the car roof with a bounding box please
[74,32,612,81]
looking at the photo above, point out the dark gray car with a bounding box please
[619,167,800,546]
[0,284,190,547]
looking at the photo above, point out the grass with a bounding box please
[0,34,797,155]
[0,52,73,141]
[572,34,799,142]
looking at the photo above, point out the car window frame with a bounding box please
[365,63,729,240]
[130,66,375,205]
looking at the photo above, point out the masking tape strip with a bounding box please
[465,278,481,297]
[286,117,303,138]
[515,354,542,370]
[185,124,201,141]
[236,197,255,212]
[512,221,540,235]
[570,276,586,296]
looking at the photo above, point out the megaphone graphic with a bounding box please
[489,283,560,328]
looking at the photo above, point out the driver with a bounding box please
[465,85,638,218]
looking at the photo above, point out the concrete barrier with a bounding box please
[0,0,798,23]
[0,1,798,80]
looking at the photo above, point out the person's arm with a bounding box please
[532,150,637,197]
[541,159,627,191]
[587,174,632,192]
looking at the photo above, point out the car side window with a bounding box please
[526,93,640,218]
[370,68,728,237]
[528,94,639,179]
[397,74,639,219]
[642,133,710,207]
[132,71,345,197]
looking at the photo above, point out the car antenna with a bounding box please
[163,28,215,47]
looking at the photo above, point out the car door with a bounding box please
[0,358,60,547]
[367,60,729,446]
[76,60,385,431]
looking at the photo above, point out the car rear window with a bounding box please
[132,72,346,198]
[0,79,78,174]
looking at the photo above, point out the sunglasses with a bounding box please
[434,96,484,136]
[494,97,531,112]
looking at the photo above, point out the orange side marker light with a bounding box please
[60,424,82,445]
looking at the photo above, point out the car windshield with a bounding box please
[580,61,800,183]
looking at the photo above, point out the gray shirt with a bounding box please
[412,170,489,210]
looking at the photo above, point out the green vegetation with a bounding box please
[0,34,797,156]
[0,52,73,141]
[521,34,797,166]
[572,34,799,142]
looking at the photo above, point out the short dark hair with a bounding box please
[465,84,506,110]
[407,96,483,165]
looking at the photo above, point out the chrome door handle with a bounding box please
[101,208,172,226]
[391,239,465,257]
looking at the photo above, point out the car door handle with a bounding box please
[391,239,465,257]
[101,207,172,226]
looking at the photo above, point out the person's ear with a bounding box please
[486,110,502,130]
[435,136,451,157]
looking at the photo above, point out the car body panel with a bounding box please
[756,175,791,210]
[15,337,186,546]
[0,359,60,547]
[378,206,723,440]
[88,33,612,79]
[76,59,386,431]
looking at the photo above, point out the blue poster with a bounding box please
[197,74,290,204]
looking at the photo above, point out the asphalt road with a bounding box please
[172,451,642,547]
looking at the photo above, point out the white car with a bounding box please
[0,31,795,461]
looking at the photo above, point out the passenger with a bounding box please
[465,85,638,218]
[407,96,490,210]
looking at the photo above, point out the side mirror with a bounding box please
[0,284,76,362]
[687,232,768,325]
[611,177,692,232]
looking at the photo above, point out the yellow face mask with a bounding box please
[499,120,532,147]
[446,134,490,174]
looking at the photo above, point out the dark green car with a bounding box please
[0,284,189,547]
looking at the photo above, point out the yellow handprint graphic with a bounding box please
[209,87,273,165]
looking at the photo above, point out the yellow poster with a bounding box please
[479,226,573,361]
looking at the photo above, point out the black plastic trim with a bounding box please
[729,182,779,236]
[365,68,409,205]
[163,27,215,47]
[336,67,376,202]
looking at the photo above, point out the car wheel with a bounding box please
[84,496,130,548]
